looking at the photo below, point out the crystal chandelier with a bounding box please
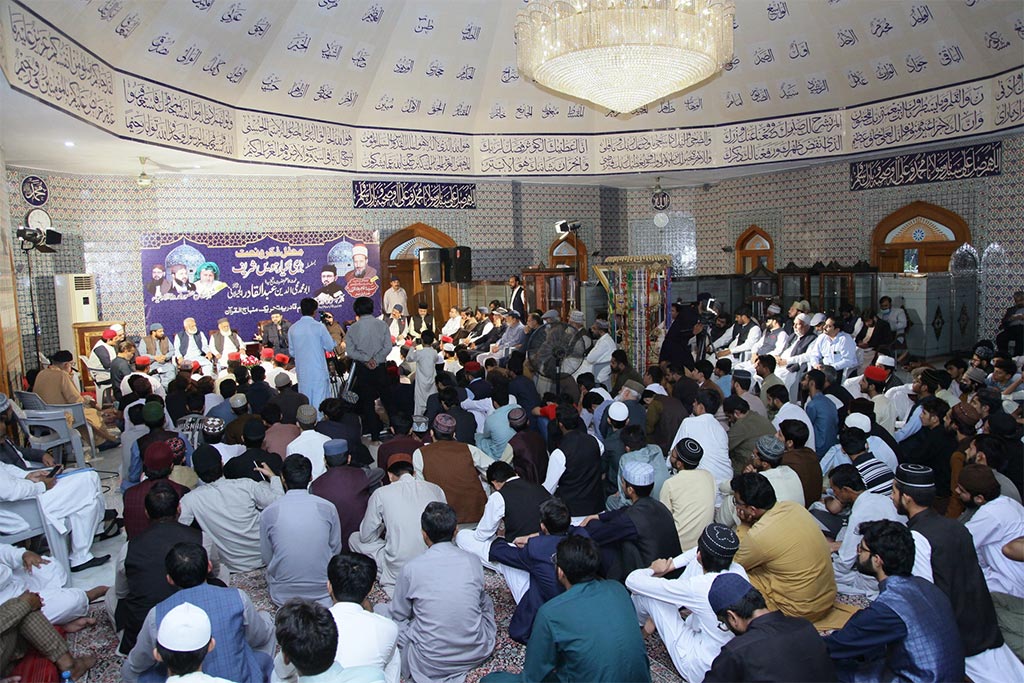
[515,0,735,113]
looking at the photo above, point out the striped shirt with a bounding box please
[851,451,894,495]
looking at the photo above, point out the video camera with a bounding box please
[697,294,718,327]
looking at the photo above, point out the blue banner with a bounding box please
[141,230,380,340]
[352,180,476,209]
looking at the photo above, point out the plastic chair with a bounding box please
[79,354,113,409]
[16,392,96,458]
[0,498,71,586]
[16,410,86,470]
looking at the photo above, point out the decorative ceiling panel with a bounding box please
[1,0,1021,177]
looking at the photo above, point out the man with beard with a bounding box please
[138,323,175,387]
[314,264,344,305]
[208,318,244,372]
[824,520,964,682]
[260,309,291,353]
[167,264,194,295]
[345,243,377,281]
[145,264,171,298]
[173,318,213,376]
[894,463,1019,682]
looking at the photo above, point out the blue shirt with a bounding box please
[805,393,838,458]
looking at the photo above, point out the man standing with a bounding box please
[383,277,408,322]
[350,454,446,596]
[173,317,212,375]
[995,290,1024,356]
[260,454,341,607]
[378,502,495,682]
[288,297,336,419]
[484,535,651,683]
[895,463,1018,682]
[261,309,291,353]
[824,520,964,682]
[507,275,526,321]
[138,323,175,387]
[346,296,392,440]
[626,524,748,683]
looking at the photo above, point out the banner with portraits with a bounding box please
[140,230,380,341]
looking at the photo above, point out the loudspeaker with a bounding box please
[447,246,472,283]
[419,248,445,284]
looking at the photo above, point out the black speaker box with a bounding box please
[447,246,472,283]
[418,248,446,284]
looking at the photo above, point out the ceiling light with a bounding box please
[64,140,75,147]
[516,0,735,113]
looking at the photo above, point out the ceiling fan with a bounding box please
[137,155,189,187]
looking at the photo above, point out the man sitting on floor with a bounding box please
[412,414,491,524]
[626,523,748,683]
[151,602,234,683]
[276,600,384,683]
[824,520,964,682]
[487,498,589,645]
[178,446,282,573]
[260,454,341,607]
[0,590,96,680]
[705,573,837,682]
[377,502,495,683]
[483,535,651,683]
[273,552,400,683]
[122,441,189,540]
[123,542,275,683]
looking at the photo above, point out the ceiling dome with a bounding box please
[2,0,1021,177]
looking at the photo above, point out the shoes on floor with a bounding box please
[71,554,110,572]
[97,439,121,452]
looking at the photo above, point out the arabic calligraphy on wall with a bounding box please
[352,181,476,209]
[849,141,1001,191]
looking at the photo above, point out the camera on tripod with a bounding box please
[698,297,718,327]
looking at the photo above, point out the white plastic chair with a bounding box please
[79,354,113,409]
[0,498,71,586]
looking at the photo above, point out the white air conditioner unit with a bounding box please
[54,273,98,353]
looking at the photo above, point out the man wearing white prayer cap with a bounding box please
[345,243,378,282]
[581,460,682,581]
[154,602,234,682]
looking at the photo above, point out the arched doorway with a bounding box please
[871,201,971,273]
[380,223,458,323]
[735,225,775,274]
[549,232,588,279]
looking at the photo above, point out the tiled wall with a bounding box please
[626,134,1024,337]
[0,143,23,393]
[5,132,1022,367]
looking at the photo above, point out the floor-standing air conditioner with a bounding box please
[54,273,98,353]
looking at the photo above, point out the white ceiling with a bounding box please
[2,0,1022,185]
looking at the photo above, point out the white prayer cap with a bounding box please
[608,401,629,422]
[569,310,585,324]
[645,382,668,396]
[766,303,782,315]
[109,323,124,333]
[352,243,369,257]
[621,461,655,486]
[809,313,827,327]
[844,413,871,434]
[157,603,211,651]
[442,343,455,352]
[795,313,811,324]
[876,355,896,368]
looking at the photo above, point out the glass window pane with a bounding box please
[903,249,919,273]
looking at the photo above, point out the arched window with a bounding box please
[871,201,971,273]
[735,226,774,274]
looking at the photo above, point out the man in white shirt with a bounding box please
[957,464,1024,662]
[766,384,817,453]
[717,307,761,364]
[285,405,330,480]
[626,523,748,683]
[576,319,616,386]
[717,436,804,529]
[672,389,731,504]
[208,318,244,371]
[813,317,859,378]
[382,277,408,323]
[119,355,166,399]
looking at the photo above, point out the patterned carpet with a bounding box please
[68,566,686,683]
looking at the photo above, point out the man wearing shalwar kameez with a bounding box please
[288,298,336,418]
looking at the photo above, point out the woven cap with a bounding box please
[228,393,248,408]
[674,437,703,466]
[508,407,528,428]
[296,404,318,425]
[698,523,740,560]
[755,435,785,462]
[201,417,224,434]
[621,461,655,486]
[433,413,457,435]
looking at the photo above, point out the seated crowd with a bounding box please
[1,291,1023,682]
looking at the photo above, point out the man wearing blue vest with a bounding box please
[122,542,275,682]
